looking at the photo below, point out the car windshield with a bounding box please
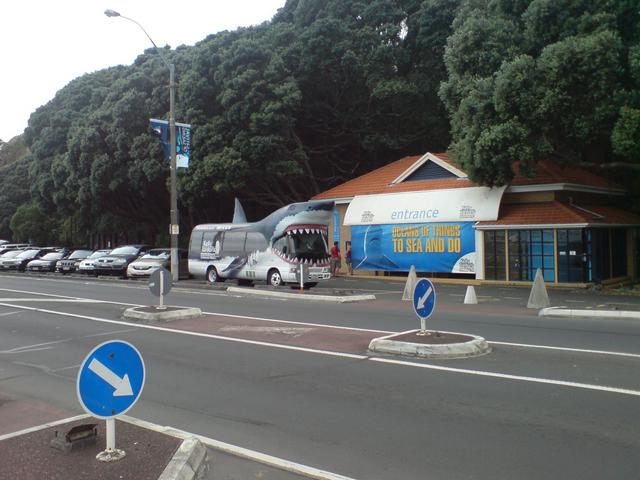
[140,249,170,259]
[88,250,110,259]
[69,250,93,259]
[17,249,40,258]
[109,246,139,255]
[1,251,21,259]
[41,252,64,260]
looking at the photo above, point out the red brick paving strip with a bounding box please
[166,314,381,355]
[0,418,181,480]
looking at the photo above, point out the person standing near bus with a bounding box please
[330,241,341,276]
[345,241,353,275]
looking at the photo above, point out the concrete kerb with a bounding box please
[122,306,202,322]
[539,307,640,320]
[157,436,209,480]
[226,286,376,303]
[368,329,491,359]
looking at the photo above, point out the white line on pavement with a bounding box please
[489,341,640,359]
[2,300,640,399]
[369,357,640,397]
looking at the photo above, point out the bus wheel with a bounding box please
[206,267,219,283]
[267,269,282,287]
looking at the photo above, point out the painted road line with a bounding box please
[1,291,639,358]
[121,416,358,480]
[2,301,640,399]
[369,357,640,398]
[0,298,95,302]
[0,414,90,442]
[489,341,640,359]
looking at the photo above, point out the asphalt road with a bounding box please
[0,273,639,479]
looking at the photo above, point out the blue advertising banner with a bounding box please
[150,118,191,168]
[351,222,476,274]
[333,208,340,245]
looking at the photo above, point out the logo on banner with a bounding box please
[360,211,375,223]
[459,205,476,219]
[149,118,192,168]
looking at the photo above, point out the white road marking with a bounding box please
[1,300,640,399]
[0,310,20,317]
[0,338,73,354]
[0,298,95,302]
[369,357,640,397]
[489,341,640,359]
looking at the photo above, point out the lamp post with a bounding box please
[105,9,179,281]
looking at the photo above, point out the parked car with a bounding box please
[0,249,24,268]
[56,249,94,274]
[0,248,57,271]
[95,245,151,278]
[26,251,69,272]
[0,240,8,245]
[126,248,189,279]
[78,249,112,275]
[0,243,30,253]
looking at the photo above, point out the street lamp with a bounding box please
[105,9,179,282]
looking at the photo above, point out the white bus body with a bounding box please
[188,201,333,287]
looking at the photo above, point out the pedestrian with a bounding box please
[330,241,341,276]
[345,242,353,275]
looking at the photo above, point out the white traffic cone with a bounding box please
[402,265,417,301]
[527,268,550,308]
[464,285,478,304]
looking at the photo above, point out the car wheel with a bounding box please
[206,267,219,283]
[267,269,283,287]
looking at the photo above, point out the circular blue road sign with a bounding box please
[412,278,436,319]
[76,340,145,419]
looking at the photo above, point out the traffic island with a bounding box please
[226,286,376,303]
[123,306,202,322]
[368,329,490,359]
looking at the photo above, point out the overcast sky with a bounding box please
[0,0,286,142]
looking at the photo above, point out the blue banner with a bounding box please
[351,222,476,274]
[150,119,191,168]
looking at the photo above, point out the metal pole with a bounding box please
[169,63,179,282]
[106,418,115,450]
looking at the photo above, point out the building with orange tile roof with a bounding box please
[313,152,639,285]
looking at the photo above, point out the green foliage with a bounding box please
[441,0,639,186]
[4,0,640,243]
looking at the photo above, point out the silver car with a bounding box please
[78,249,112,275]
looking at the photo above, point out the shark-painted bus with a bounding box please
[188,200,333,287]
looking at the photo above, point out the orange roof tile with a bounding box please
[477,202,640,227]
[312,153,474,200]
[312,153,623,200]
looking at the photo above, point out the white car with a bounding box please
[78,249,112,275]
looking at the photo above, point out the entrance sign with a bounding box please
[412,278,436,334]
[77,340,145,419]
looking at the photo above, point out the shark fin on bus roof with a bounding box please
[232,198,247,224]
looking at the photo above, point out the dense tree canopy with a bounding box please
[1,0,639,245]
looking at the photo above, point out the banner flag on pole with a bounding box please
[149,118,192,168]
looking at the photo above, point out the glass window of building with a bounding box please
[483,230,506,280]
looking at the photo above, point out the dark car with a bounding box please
[0,248,58,271]
[26,251,69,272]
[56,249,94,274]
[94,245,151,278]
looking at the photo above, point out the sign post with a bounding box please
[77,340,145,462]
[412,278,436,335]
[149,267,172,309]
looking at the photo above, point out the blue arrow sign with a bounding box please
[413,278,436,319]
[76,340,145,419]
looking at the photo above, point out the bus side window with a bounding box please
[222,232,246,256]
[245,232,267,253]
[189,231,204,259]
[201,231,221,259]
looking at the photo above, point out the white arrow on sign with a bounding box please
[88,358,134,397]
[417,286,433,310]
